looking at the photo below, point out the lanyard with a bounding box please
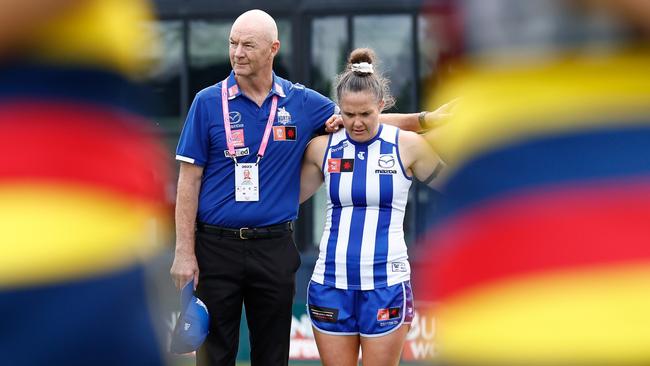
[221,79,278,165]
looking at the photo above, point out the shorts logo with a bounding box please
[224,147,250,158]
[328,158,354,173]
[230,129,245,147]
[273,126,296,141]
[277,107,292,125]
[309,305,339,323]
[391,262,407,272]
[377,307,401,321]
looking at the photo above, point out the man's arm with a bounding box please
[377,112,421,131]
[299,136,327,204]
[380,98,460,131]
[170,162,203,290]
[325,98,460,133]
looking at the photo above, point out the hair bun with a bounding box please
[348,48,376,65]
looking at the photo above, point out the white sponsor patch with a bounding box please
[224,147,250,157]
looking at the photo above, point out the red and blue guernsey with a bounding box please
[0,2,170,364]
[312,124,413,290]
[0,64,171,365]
[176,71,335,227]
[415,52,650,366]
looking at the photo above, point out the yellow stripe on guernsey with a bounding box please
[0,183,169,288]
[28,0,158,77]
[426,50,650,171]
[434,263,650,365]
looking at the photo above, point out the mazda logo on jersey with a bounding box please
[378,154,395,168]
[229,111,241,124]
[375,154,397,175]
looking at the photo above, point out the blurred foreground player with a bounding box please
[415,0,650,365]
[0,1,171,365]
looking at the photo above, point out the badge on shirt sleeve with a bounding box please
[235,163,259,201]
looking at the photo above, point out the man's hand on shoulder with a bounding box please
[324,114,343,133]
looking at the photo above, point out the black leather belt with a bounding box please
[196,221,293,240]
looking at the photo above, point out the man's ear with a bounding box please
[270,40,280,57]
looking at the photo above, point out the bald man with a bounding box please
[171,9,436,365]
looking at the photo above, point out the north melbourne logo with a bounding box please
[277,107,292,125]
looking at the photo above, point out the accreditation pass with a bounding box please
[235,163,259,201]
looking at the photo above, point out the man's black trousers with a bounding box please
[194,229,301,366]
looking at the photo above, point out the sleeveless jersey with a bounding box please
[311,124,413,290]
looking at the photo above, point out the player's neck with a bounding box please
[236,72,273,107]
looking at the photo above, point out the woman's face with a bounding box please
[339,90,384,142]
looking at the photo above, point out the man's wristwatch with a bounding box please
[418,111,428,129]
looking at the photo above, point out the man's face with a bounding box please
[229,25,278,78]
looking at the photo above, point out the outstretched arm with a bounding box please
[300,136,328,203]
[325,98,460,133]
[381,98,460,131]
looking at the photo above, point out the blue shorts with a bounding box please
[307,280,414,337]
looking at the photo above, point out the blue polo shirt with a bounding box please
[176,71,335,227]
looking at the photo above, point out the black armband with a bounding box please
[423,162,445,186]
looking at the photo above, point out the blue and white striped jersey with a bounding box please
[312,124,413,290]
